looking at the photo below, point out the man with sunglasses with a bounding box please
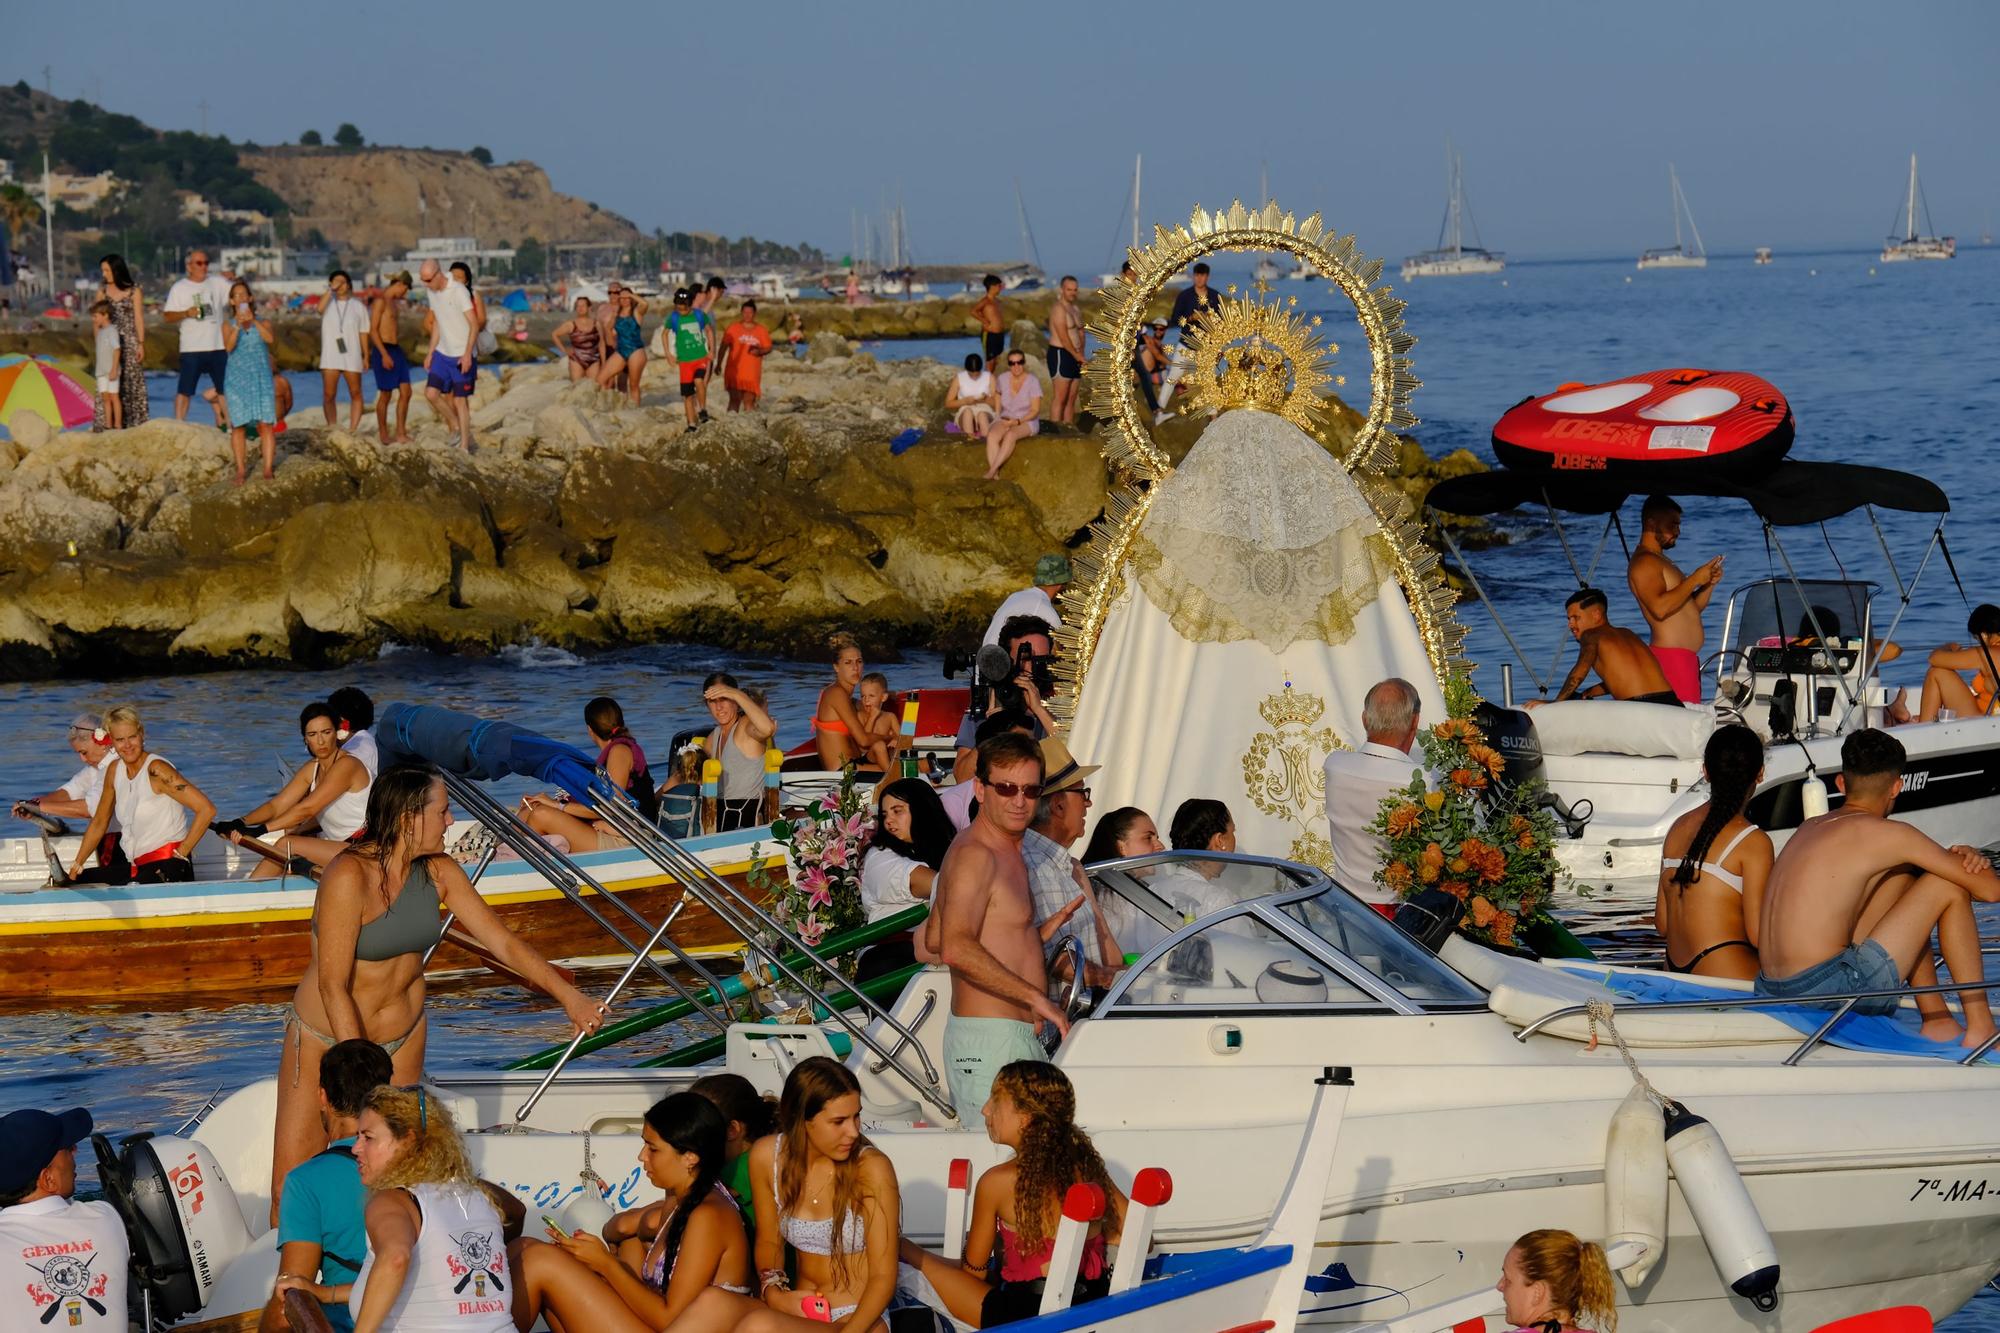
[934,731,1083,1124]
[163,249,237,426]
[1022,737,1124,987]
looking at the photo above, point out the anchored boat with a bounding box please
[1637,164,1708,269]
[1881,153,1955,262]
[1402,143,1505,279]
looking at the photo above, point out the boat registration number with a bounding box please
[1911,1177,1992,1203]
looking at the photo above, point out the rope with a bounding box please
[1584,998,1672,1111]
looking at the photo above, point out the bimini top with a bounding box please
[1491,369,1793,483]
[1425,459,1949,527]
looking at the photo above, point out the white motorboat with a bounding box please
[1402,144,1505,279]
[1637,164,1708,269]
[1881,154,1955,262]
[749,271,801,300]
[1755,246,1774,265]
[113,847,2000,1331]
[1254,255,1286,284]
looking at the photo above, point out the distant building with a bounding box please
[48,171,121,210]
[0,159,14,185]
[215,207,272,232]
[178,193,210,225]
[217,246,334,279]
[400,235,516,276]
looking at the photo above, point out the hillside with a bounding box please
[241,146,642,262]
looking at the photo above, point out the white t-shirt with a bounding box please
[1322,741,1424,904]
[164,274,235,353]
[426,281,475,359]
[982,585,1063,647]
[954,369,994,403]
[58,752,118,828]
[320,295,371,371]
[0,1195,130,1331]
[861,846,930,923]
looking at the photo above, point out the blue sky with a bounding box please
[13,0,1998,268]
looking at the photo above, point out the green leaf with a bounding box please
[770,819,793,841]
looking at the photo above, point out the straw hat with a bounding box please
[1038,736,1099,796]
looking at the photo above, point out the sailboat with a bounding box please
[870,199,928,295]
[1880,153,1955,262]
[1402,144,1505,278]
[1006,179,1047,290]
[1636,163,1707,269]
[1251,163,1284,285]
[1098,154,1141,287]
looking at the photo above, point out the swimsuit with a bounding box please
[984,330,1006,362]
[568,322,602,368]
[614,315,644,359]
[639,1182,750,1293]
[287,859,442,1082]
[1650,645,1702,703]
[772,1137,867,1322]
[1629,689,1686,707]
[983,1218,1109,1326]
[1662,825,1760,973]
[1046,345,1082,380]
[943,1014,1047,1124]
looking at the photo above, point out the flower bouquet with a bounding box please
[1369,708,1564,951]
[745,766,872,973]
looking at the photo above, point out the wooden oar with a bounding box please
[227,831,316,879]
[436,925,575,997]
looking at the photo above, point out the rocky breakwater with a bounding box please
[0,340,1113,680]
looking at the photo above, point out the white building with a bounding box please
[217,246,334,279]
[400,235,516,275]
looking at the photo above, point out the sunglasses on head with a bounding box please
[984,780,1044,799]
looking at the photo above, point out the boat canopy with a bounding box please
[1425,459,1948,527]
[378,702,605,799]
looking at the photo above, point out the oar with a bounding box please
[10,802,71,837]
[436,925,575,997]
[227,831,319,880]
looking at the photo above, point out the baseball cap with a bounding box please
[0,1107,93,1194]
[1038,737,1099,797]
[1033,554,1073,586]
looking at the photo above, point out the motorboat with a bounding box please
[1637,165,1708,269]
[749,271,801,300]
[1881,154,1955,262]
[1402,144,1506,279]
[1755,247,1774,265]
[110,841,2000,1331]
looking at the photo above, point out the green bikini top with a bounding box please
[354,858,444,962]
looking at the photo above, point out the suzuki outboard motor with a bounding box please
[1473,701,1592,837]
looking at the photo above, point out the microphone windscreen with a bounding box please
[976,644,1017,683]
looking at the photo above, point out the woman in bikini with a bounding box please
[510,1092,751,1331]
[1654,724,1771,981]
[553,296,606,384]
[899,1061,1126,1327]
[1919,602,2000,722]
[519,695,659,851]
[813,632,872,771]
[218,700,373,879]
[270,762,604,1226]
[674,1057,904,1333]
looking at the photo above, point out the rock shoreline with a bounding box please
[0,344,1485,681]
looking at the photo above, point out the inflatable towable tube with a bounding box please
[1663,1102,1782,1309]
[1492,369,1793,482]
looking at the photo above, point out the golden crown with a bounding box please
[1257,682,1326,729]
[1180,287,1339,434]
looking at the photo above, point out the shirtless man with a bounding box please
[1627,495,1725,704]
[973,273,1006,369]
[934,731,1083,1124]
[1046,276,1085,428]
[1756,728,1999,1048]
[368,272,414,444]
[1530,587,1680,707]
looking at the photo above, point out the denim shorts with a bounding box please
[1755,938,1903,1016]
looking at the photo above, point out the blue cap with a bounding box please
[0,1107,93,1193]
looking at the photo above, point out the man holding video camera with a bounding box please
[951,614,1062,782]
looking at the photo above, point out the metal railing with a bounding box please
[588,778,956,1118]
[1514,973,2000,1066]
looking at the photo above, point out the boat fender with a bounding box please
[1662,1102,1780,1309]
[1800,773,1830,819]
[1603,1085,1667,1286]
[557,1184,615,1239]
[90,1131,252,1323]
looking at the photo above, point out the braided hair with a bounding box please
[1672,724,1763,891]
[642,1093,729,1289]
[993,1061,1119,1252]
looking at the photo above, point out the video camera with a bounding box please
[948,641,1058,722]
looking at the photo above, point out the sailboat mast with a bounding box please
[1907,153,1920,242]
[1670,165,1684,253]
[1449,152,1464,256]
[1132,154,1142,250]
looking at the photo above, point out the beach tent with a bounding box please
[500,288,531,313]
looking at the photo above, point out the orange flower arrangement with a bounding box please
[1368,680,1564,951]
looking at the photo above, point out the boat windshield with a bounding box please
[1723,576,1878,657]
[1088,851,1485,1013]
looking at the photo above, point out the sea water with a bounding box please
[9,248,2000,1325]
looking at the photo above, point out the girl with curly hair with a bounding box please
[899,1061,1127,1327]
[1495,1227,1618,1332]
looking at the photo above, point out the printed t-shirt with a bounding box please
[724,321,772,391]
[427,282,475,359]
[164,275,236,353]
[276,1138,366,1332]
[1,1194,129,1330]
[670,310,712,365]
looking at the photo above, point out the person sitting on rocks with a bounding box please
[854,673,902,772]
[984,351,1042,481]
[552,297,606,384]
[947,352,996,436]
[219,700,375,879]
[521,696,659,851]
[813,633,873,772]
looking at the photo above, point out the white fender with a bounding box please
[1800,774,1829,819]
[1664,1103,1781,1308]
[556,1182,617,1239]
[1603,1085,1667,1286]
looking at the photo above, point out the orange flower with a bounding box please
[1418,843,1445,884]
[1449,855,1469,875]
[1466,743,1507,778]
[1386,804,1421,837]
[1509,814,1531,834]
[1441,879,1470,900]
[1468,894,1498,927]
[1449,767,1488,790]
[1517,831,1537,851]
[1384,861,1414,891]
[1493,910,1518,947]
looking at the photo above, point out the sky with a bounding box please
[12,0,2000,270]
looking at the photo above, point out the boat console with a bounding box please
[1716,575,1886,738]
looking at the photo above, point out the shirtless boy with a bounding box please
[1046,276,1085,428]
[855,672,901,772]
[368,272,414,444]
[934,732,1083,1124]
[1756,727,2000,1048]
[1627,495,1725,704]
[974,273,1006,369]
[1530,587,1680,707]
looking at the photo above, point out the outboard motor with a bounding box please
[1473,701,1592,837]
[92,1131,252,1325]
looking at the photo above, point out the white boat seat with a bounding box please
[1528,699,1715,760]
[1462,943,1801,1047]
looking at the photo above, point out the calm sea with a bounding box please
[10,246,2000,1326]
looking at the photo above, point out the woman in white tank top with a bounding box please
[947,351,997,435]
[220,701,375,879]
[64,705,215,886]
[346,1085,516,1333]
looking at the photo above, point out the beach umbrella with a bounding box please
[500,288,530,312]
[0,354,95,430]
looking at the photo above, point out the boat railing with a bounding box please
[585,776,956,1120]
[1513,974,2000,1066]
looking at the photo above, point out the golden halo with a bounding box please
[1050,200,1465,725]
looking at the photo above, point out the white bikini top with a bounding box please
[1661,823,1758,894]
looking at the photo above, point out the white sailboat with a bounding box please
[1251,161,1284,284]
[1098,154,1142,286]
[1636,163,1707,269]
[1402,145,1504,279]
[1880,153,1955,262]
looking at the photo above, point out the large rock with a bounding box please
[22,551,202,636]
[357,445,494,561]
[11,419,233,529]
[164,458,358,559]
[598,522,742,636]
[0,485,122,573]
[276,500,452,637]
[170,579,301,663]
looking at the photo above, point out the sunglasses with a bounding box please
[1008,358,1025,366]
[984,780,1044,799]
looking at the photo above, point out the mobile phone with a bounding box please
[541,1215,565,1234]
[801,1294,831,1322]
[237,303,251,317]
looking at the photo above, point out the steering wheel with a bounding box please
[1054,935,1090,1023]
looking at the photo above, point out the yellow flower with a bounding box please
[1423,791,1446,813]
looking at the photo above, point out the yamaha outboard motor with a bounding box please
[1472,701,1592,838]
[92,1131,253,1324]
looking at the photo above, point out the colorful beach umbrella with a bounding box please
[0,354,96,430]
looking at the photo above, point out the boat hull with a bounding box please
[1400,254,1504,279]
[0,832,775,1004]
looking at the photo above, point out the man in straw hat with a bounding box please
[1023,736,1124,986]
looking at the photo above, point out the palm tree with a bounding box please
[0,182,40,243]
